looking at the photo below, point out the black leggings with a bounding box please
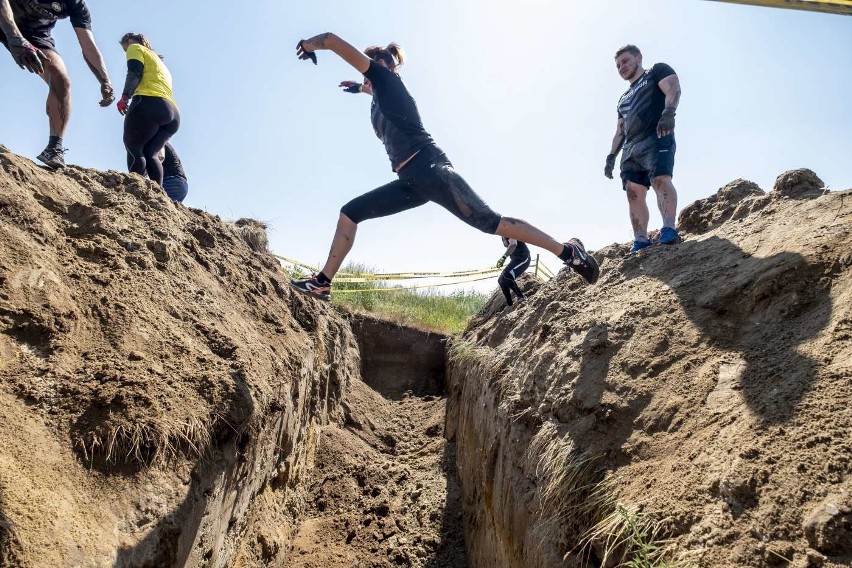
[340,145,502,234]
[123,95,180,186]
[498,255,530,305]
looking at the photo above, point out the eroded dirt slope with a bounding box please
[449,170,852,568]
[0,147,360,567]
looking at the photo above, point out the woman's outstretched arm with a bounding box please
[297,32,370,74]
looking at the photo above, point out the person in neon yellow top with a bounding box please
[117,32,179,187]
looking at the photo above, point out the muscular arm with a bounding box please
[656,74,680,137]
[0,0,49,73]
[74,28,110,85]
[610,117,625,156]
[658,74,681,112]
[299,32,371,74]
[505,239,518,257]
[0,0,23,39]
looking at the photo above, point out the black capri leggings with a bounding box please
[123,95,180,186]
[340,145,502,234]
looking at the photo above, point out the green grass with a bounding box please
[580,503,678,568]
[286,262,490,334]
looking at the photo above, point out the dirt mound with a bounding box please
[774,168,827,200]
[678,178,765,234]
[0,149,361,566]
[448,172,852,567]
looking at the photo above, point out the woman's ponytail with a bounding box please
[120,32,163,59]
[364,42,405,70]
[386,43,405,67]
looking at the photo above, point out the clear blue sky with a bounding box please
[1,0,850,289]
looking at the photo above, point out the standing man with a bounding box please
[604,45,681,253]
[0,0,114,169]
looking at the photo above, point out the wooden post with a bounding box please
[534,254,540,280]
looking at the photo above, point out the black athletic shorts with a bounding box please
[340,144,502,234]
[620,133,675,190]
[0,27,57,52]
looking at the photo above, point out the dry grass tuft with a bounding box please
[448,339,498,371]
[528,423,614,557]
[447,339,516,393]
[579,503,679,567]
[529,426,681,567]
[75,413,213,467]
[234,218,269,253]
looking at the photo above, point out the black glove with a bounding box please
[604,154,616,179]
[296,40,317,65]
[657,108,675,137]
[8,36,47,74]
[339,81,361,94]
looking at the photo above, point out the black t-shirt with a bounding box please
[162,143,186,179]
[363,60,436,170]
[617,62,676,144]
[9,0,91,37]
[502,237,530,261]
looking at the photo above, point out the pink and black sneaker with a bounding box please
[289,274,331,301]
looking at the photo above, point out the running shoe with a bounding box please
[289,274,331,301]
[658,227,680,245]
[629,239,653,253]
[37,145,67,169]
[563,238,600,285]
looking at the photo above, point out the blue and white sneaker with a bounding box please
[658,227,680,245]
[563,238,600,285]
[629,239,653,253]
[289,274,331,301]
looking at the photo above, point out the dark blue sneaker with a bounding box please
[289,274,331,301]
[658,227,680,245]
[628,239,654,254]
[563,238,600,285]
[629,239,653,253]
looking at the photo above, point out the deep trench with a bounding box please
[286,314,469,568]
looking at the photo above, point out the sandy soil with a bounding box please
[449,171,852,568]
[288,379,468,568]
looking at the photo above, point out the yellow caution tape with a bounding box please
[708,0,852,14]
[332,274,501,293]
[273,254,556,283]
[272,253,559,294]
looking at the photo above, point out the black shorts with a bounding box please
[620,133,675,190]
[340,145,502,234]
[0,27,57,52]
